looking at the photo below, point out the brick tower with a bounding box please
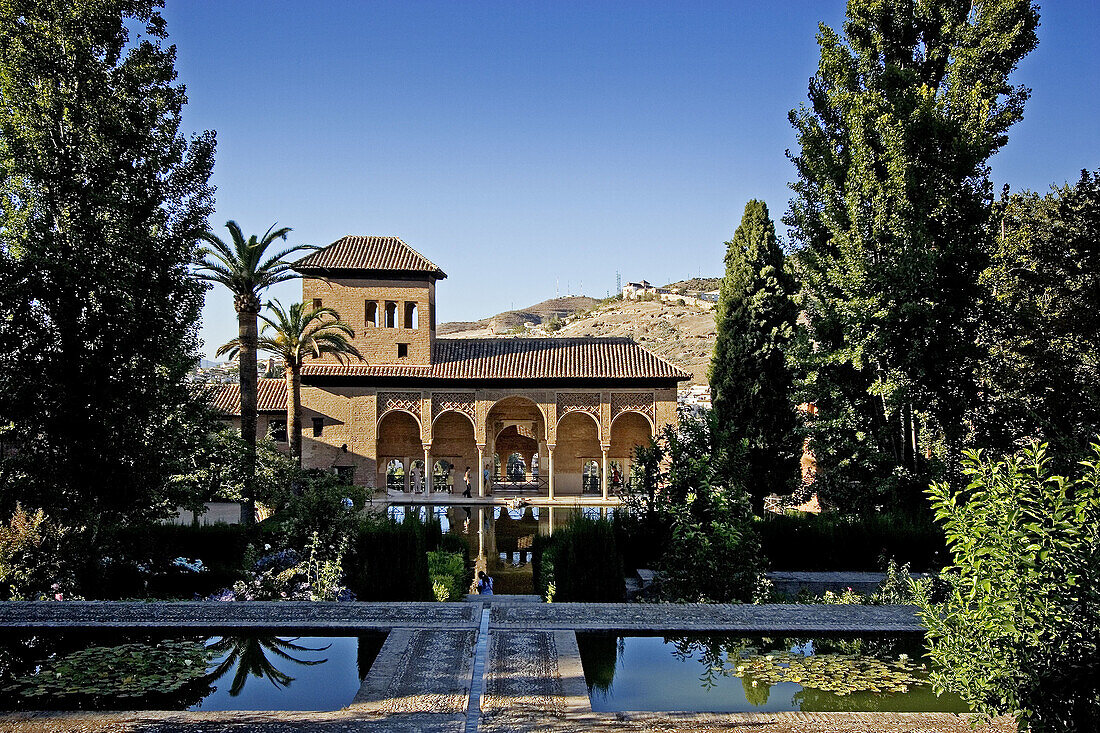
[294,235,446,366]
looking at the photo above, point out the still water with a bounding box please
[0,632,384,711]
[387,503,616,594]
[578,633,968,713]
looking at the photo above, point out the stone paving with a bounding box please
[490,602,923,632]
[0,601,922,633]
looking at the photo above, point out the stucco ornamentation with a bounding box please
[611,392,655,422]
[378,391,422,420]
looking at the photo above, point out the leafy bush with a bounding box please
[619,411,764,603]
[758,511,945,571]
[344,517,432,601]
[428,551,468,601]
[207,533,351,602]
[534,515,624,602]
[0,504,72,600]
[917,443,1100,730]
[101,522,252,599]
[263,470,368,557]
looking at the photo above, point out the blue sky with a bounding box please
[162,1,1100,357]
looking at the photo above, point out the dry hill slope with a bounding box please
[442,293,718,385]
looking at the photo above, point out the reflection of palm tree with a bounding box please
[205,636,330,696]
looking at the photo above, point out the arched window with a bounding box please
[433,459,453,491]
[365,301,378,327]
[404,301,418,329]
[386,458,406,492]
[583,460,600,494]
[385,301,397,328]
[507,452,527,481]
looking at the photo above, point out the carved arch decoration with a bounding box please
[610,392,655,427]
[377,391,421,423]
[556,392,601,423]
[431,392,476,425]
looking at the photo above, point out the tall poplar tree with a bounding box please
[786,0,1040,505]
[709,199,800,514]
[0,1,216,546]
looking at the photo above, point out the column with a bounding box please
[601,446,610,500]
[423,445,432,495]
[547,444,556,500]
[477,444,486,497]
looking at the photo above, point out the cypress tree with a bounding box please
[709,199,800,514]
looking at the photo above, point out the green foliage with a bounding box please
[344,517,432,601]
[709,199,801,513]
[534,515,624,602]
[265,470,369,557]
[786,0,1041,509]
[169,427,298,509]
[619,410,764,603]
[103,521,251,599]
[428,551,468,601]
[917,443,1100,730]
[759,512,944,571]
[1,640,212,705]
[0,505,72,600]
[976,170,1100,469]
[0,0,218,558]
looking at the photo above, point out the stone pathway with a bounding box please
[0,601,922,633]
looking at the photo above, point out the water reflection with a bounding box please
[0,633,381,712]
[204,636,330,696]
[577,634,969,714]
[386,503,621,594]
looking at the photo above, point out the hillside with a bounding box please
[439,296,599,336]
[442,294,718,385]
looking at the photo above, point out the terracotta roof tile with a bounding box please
[293,236,446,278]
[301,338,689,382]
[207,378,287,416]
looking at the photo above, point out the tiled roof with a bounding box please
[207,378,287,416]
[301,338,690,381]
[293,236,446,278]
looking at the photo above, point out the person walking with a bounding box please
[483,463,492,495]
[477,571,494,595]
[411,464,423,493]
[462,466,472,498]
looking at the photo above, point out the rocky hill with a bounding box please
[441,289,718,385]
[439,296,599,336]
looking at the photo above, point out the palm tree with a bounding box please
[196,222,312,523]
[219,300,363,464]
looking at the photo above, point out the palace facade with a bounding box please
[217,236,689,500]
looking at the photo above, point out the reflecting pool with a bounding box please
[0,632,385,711]
[387,503,619,594]
[577,634,968,713]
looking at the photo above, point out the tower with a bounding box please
[293,236,446,366]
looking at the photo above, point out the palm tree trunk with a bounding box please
[238,307,259,525]
[286,363,303,465]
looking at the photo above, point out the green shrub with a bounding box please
[0,504,72,600]
[758,511,945,571]
[917,443,1100,730]
[101,522,252,599]
[534,516,624,602]
[428,551,468,601]
[265,471,368,556]
[345,517,432,601]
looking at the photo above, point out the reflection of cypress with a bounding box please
[741,673,772,707]
[356,634,387,681]
[576,633,620,694]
